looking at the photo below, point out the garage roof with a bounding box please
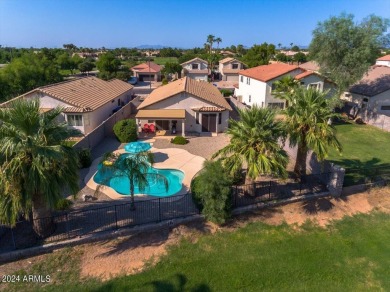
[136,109,186,119]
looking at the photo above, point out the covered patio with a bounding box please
[136,109,186,137]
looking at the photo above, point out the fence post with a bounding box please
[158,198,162,222]
[268,181,272,200]
[65,213,70,239]
[114,205,118,229]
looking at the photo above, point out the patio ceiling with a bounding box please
[136,109,186,119]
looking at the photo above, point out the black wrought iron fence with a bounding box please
[231,172,331,209]
[0,193,199,253]
[345,166,390,186]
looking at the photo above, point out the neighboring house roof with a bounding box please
[180,57,208,66]
[1,77,133,111]
[192,106,225,112]
[131,62,162,73]
[299,61,320,72]
[219,57,235,64]
[239,63,300,82]
[136,109,186,119]
[349,65,390,97]
[223,68,242,74]
[295,71,317,80]
[138,77,232,110]
[377,54,390,61]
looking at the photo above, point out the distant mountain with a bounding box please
[136,45,167,49]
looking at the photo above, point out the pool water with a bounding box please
[124,141,151,153]
[93,153,184,197]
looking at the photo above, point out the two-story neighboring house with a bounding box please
[218,57,246,81]
[234,63,335,108]
[131,62,162,82]
[181,58,209,81]
[0,77,134,135]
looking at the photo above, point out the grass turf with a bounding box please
[327,122,390,186]
[7,211,390,291]
[153,57,178,65]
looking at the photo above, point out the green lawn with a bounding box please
[7,212,390,291]
[327,122,390,185]
[153,57,178,65]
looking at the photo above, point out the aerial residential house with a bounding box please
[136,77,232,136]
[180,58,209,81]
[0,77,134,135]
[218,57,246,81]
[342,65,390,116]
[234,63,334,108]
[131,62,162,82]
[234,63,304,108]
[299,61,320,72]
[375,54,390,67]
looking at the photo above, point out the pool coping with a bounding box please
[84,147,206,201]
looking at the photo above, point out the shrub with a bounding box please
[113,119,138,142]
[220,89,233,97]
[191,160,233,225]
[55,198,73,211]
[171,136,188,145]
[78,148,92,168]
[162,78,168,85]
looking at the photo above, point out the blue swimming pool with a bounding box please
[124,141,151,153]
[93,153,184,197]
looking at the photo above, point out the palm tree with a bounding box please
[280,87,342,176]
[0,99,80,237]
[97,152,168,209]
[207,34,215,54]
[212,106,288,184]
[278,43,282,50]
[215,37,222,49]
[272,75,301,100]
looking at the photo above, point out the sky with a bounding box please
[0,0,389,49]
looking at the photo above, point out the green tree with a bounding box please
[291,45,300,52]
[278,87,342,176]
[212,107,288,184]
[97,152,168,209]
[242,43,276,67]
[293,52,307,64]
[191,160,232,225]
[96,52,121,80]
[206,34,215,54]
[162,62,182,77]
[275,52,288,62]
[309,13,390,92]
[0,99,80,237]
[78,59,94,74]
[215,37,222,49]
[56,52,72,71]
[273,75,300,98]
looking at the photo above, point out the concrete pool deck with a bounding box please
[84,144,206,200]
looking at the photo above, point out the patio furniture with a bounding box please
[142,124,150,133]
[149,124,156,133]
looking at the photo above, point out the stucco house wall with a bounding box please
[376,60,390,67]
[138,93,229,133]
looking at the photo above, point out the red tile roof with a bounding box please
[377,54,390,61]
[295,71,316,80]
[131,62,162,73]
[238,63,301,82]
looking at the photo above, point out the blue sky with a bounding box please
[0,0,389,48]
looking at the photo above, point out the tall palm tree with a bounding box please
[280,87,342,176]
[215,37,222,49]
[0,99,80,237]
[97,152,168,209]
[212,107,288,184]
[207,34,215,54]
[272,75,301,100]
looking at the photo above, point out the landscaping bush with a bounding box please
[171,136,188,145]
[191,160,233,225]
[113,119,138,143]
[162,78,168,85]
[55,198,73,211]
[78,148,92,168]
[220,89,233,97]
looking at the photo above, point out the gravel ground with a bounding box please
[152,134,230,159]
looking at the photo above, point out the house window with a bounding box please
[381,105,390,110]
[300,81,305,85]
[195,112,199,124]
[249,95,251,103]
[271,83,276,91]
[268,103,284,109]
[232,63,239,69]
[67,115,83,126]
[309,83,320,90]
[117,99,121,106]
[246,77,250,85]
[240,76,243,82]
[192,64,199,70]
[218,113,222,124]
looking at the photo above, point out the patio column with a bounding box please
[182,120,185,137]
[215,113,218,135]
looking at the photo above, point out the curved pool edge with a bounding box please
[84,147,205,201]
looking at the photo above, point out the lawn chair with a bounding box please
[142,124,150,133]
[149,124,156,133]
